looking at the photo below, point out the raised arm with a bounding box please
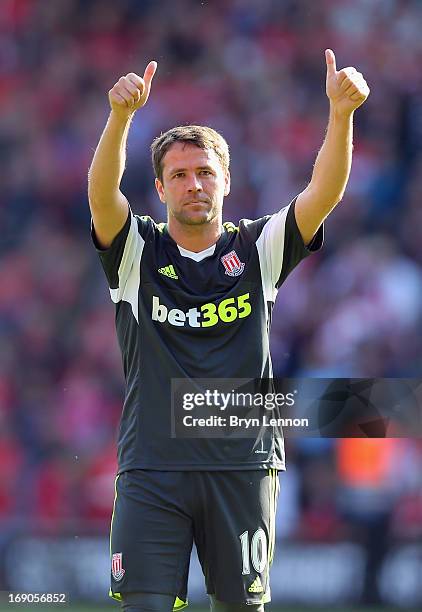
[88,61,157,248]
[295,49,370,245]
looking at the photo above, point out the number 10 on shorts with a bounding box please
[239,529,268,574]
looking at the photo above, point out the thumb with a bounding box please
[143,61,157,90]
[325,49,336,76]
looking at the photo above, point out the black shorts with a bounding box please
[109,469,280,608]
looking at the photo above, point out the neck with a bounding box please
[167,216,222,252]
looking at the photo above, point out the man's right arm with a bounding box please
[88,62,157,249]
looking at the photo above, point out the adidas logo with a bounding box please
[158,264,178,279]
[248,576,263,593]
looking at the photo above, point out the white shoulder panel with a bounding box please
[255,205,290,307]
[109,215,145,323]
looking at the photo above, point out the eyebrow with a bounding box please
[168,165,214,175]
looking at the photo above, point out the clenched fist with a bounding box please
[325,49,370,117]
[108,61,157,119]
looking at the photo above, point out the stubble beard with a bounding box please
[171,199,220,226]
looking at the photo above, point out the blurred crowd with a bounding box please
[0,1,421,594]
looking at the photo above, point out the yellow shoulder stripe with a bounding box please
[223,221,239,232]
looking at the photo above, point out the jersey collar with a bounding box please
[177,243,216,262]
[163,224,230,262]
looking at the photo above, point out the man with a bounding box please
[88,50,369,612]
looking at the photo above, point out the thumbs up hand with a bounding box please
[325,49,370,116]
[108,61,158,120]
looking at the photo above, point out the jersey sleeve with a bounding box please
[91,208,150,323]
[255,196,324,299]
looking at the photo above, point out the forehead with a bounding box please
[162,142,222,174]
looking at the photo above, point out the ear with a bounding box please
[224,170,231,197]
[155,178,166,203]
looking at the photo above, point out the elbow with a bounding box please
[324,188,346,210]
[87,179,103,212]
[87,172,105,207]
[87,169,95,201]
[308,186,345,215]
[334,190,347,206]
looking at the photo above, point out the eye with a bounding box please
[199,170,212,176]
[173,172,185,178]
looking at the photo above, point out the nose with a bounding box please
[186,173,202,193]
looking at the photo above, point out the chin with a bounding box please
[182,214,210,226]
[175,209,217,226]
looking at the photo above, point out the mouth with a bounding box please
[183,201,210,209]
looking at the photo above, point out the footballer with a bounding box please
[88,50,369,612]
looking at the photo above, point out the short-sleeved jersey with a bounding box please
[92,197,323,472]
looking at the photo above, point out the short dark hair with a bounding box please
[151,125,230,182]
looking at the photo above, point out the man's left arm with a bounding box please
[295,49,370,245]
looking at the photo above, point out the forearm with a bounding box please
[309,105,353,207]
[88,110,133,205]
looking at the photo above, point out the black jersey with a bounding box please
[92,197,323,472]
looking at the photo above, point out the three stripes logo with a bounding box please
[158,264,178,279]
[248,575,263,593]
